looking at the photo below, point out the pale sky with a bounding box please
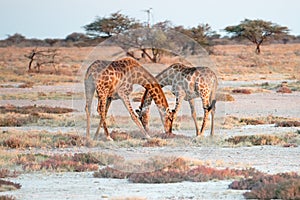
[1,0,299,39]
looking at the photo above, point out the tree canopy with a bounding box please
[83,12,142,37]
[225,19,289,54]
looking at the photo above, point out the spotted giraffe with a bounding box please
[85,57,174,141]
[84,60,114,140]
[136,63,218,136]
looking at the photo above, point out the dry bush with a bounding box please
[216,92,235,101]
[94,157,262,183]
[0,195,16,200]
[0,169,18,178]
[239,118,265,125]
[275,121,300,127]
[225,135,285,146]
[0,179,21,192]
[232,88,252,94]
[0,105,75,114]
[0,113,40,126]
[142,138,167,147]
[229,172,300,199]
[0,131,85,149]
[20,153,98,172]
[110,131,132,141]
[276,86,292,93]
[16,152,123,172]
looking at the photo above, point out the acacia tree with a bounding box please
[225,19,289,54]
[173,23,215,47]
[83,12,142,37]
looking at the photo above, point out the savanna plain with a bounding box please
[0,44,300,199]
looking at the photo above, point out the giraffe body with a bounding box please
[137,63,217,136]
[85,57,173,140]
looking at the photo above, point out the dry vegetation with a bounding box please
[0,44,299,199]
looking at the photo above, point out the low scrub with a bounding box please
[15,152,123,172]
[225,135,285,146]
[0,195,16,200]
[0,105,75,114]
[216,92,235,101]
[229,172,300,199]
[275,120,300,127]
[94,157,261,183]
[232,88,252,94]
[0,130,85,149]
[0,179,21,192]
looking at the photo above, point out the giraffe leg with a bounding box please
[94,97,112,140]
[199,108,209,137]
[198,96,211,137]
[209,100,216,136]
[173,89,185,121]
[188,99,201,136]
[119,91,150,139]
[84,77,95,140]
[95,97,113,141]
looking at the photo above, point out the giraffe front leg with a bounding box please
[188,99,201,136]
[119,92,150,139]
[94,97,112,140]
[199,108,209,137]
[173,90,185,121]
[95,97,113,141]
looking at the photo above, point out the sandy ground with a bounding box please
[1,80,300,200]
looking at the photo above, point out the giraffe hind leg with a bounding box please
[85,76,95,139]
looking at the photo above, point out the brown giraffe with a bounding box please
[84,60,114,139]
[136,63,218,136]
[86,57,174,141]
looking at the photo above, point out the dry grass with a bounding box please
[229,172,300,199]
[0,130,85,149]
[94,157,261,183]
[225,132,300,147]
[211,44,300,80]
[0,91,83,100]
[1,44,299,86]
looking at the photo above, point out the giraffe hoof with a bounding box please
[106,136,114,141]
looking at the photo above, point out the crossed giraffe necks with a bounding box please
[86,57,173,140]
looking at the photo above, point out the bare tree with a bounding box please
[25,48,59,72]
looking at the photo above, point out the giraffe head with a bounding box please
[162,107,175,135]
[136,106,174,135]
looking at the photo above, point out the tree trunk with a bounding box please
[255,44,261,54]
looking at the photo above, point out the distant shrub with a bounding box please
[216,92,235,101]
[232,88,252,94]
[94,157,262,184]
[0,179,21,192]
[0,195,16,200]
[229,172,300,199]
[275,121,300,127]
[239,118,265,125]
[225,135,284,146]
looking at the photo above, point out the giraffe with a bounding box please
[86,57,174,141]
[84,60,114,140]
[136,63,218,136]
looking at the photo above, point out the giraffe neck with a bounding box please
[132,67,169,112]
